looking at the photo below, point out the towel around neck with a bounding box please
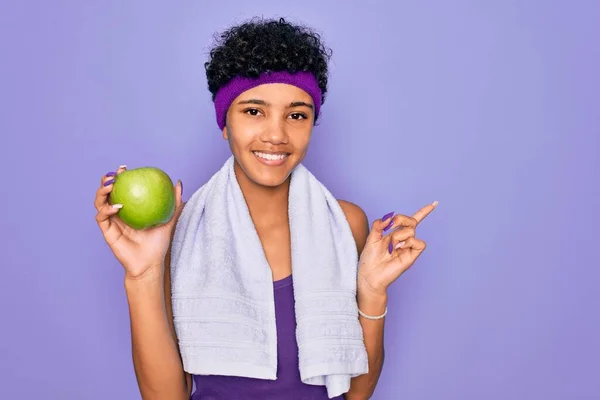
[170,155,368,398]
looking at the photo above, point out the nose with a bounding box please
[260,117,289,145]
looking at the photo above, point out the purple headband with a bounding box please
[214,70,322,130]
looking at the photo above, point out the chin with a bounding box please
[252,174,291,188]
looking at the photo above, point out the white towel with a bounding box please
[170,155,368,398]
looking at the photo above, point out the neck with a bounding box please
[233,158,290,224]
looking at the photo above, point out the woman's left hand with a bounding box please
[357,201,438,298]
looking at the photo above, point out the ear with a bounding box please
[222,126,229,140]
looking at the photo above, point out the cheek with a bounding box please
[227,119,260,148]
[291,126,312,149]
[229,134,253,153]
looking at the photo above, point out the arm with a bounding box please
[338,200,386,400]
[125,239,192,400]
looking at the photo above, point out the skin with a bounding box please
[94,82,436,400]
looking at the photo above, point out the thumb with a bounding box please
[169,179,184,224]
[367,211,395,242]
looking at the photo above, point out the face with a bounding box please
[223,83,315,188]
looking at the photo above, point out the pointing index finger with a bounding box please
[412,200,438,224]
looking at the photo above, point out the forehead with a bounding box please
[233,83,313,104]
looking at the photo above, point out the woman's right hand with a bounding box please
[94,165,184,279]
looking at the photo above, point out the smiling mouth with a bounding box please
[252,151,290,166]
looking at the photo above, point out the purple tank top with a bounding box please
[190,274,345,400]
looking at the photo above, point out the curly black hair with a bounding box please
[204,17,332,109]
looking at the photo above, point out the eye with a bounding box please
[244,108,262,117]
[289,112,308,120]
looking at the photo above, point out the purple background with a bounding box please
[1,1,599,399]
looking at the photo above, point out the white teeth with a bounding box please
[254,151,288,161]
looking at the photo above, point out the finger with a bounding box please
[367,211,395,242]
[95,202,124,243]
[369,211,421,243]
[390,227,416,245]
[168,180,184,224]
[98,165,126,185]
[381,237,427,282]
[96,202,122,227]
[386,228,417,255]
[395,236,427,253]
[387,214,418,231]
[94,174,116,211]
[412,200,438,224]
[94,165,127,211]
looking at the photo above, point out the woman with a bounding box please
[94,17,436,400]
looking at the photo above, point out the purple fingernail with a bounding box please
[180,180,183,196]
[388,242,393,254]
[383,219,394,232]
[105,171,116,177]
[104,178,115,186]
[381,211,394,222]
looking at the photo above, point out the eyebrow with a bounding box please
[289,101,314,110]
[237,99,314,110]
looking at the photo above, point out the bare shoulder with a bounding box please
[337,199,370,254]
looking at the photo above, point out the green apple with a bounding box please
[109,166,176,230]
